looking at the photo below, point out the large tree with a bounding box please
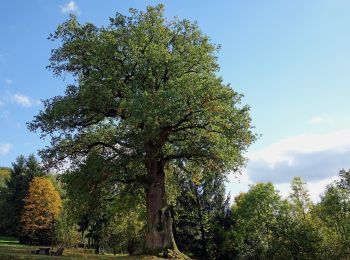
[28,5,255,254]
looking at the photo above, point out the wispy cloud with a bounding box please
[0,111,9,119]
[308,114,332,125]
[12,94,32,107]
[309,116,324,125]
[60,1,80,15]
[4,79,13,85]
[0,143,12,155]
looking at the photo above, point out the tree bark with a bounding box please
[144,143,191,259]
[145,157,176,253]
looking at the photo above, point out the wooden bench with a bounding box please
[31,247,50,255]
[50,247,64,256]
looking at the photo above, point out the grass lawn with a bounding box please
[0,236,161,259]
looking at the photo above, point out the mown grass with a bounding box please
[0,236,161,259]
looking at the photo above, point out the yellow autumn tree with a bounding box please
[20,176,62,245]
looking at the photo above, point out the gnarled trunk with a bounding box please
[145,158,177,253]
[144,144,190,259]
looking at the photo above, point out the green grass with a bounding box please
[0,236,161,259]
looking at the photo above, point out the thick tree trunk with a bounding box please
[144,144,190,259]
[145,158,177,253]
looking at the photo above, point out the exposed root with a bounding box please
[160,249,191,259]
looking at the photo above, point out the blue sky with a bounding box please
[1,0,350,200]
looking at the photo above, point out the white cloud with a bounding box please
[247,129,350,190]
[309,116,323,125]
[248,129,350,167]
[226,129,350,202]
[308,114,332,125]
[4,79,13,85]
[12,93,32,107]
[0,143,12,155]
[60,1,80,15]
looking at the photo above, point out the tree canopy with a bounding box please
[28,4,255,174]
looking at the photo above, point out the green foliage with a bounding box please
[310,170,350,259]
[315,184,350,259]
[289,176,313,220]
[272,177,321,259]
[28,5,255,172]
[107,194,146,255]
[224,182,322,259]
[168,164,230,259]
[229,183,283,259]
[61,153,145,254]
[61,154,117,253]
[54,200,81,247]
[271,201,321,259]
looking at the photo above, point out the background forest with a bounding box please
[0,156,349,259]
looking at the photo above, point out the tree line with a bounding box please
[0,154,349,259]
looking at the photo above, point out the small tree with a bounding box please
[20,177,62,245]
[289,176,312,220]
